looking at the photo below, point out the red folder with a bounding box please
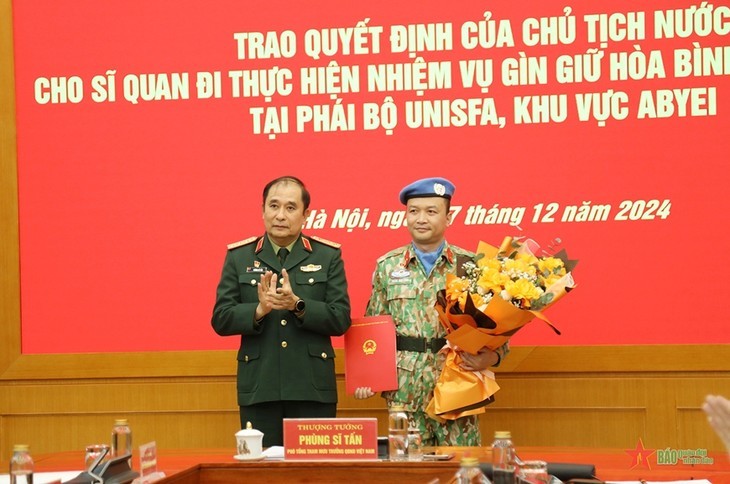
[344,315,398,395]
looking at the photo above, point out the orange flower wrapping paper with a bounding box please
[426,236,578,421]
[425,349,501,421]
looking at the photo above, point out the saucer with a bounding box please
[233,454,265,461]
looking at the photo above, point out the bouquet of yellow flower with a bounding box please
[426,236,577,421]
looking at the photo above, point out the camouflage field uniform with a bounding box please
[365,241,509,446]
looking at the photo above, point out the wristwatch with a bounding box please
[294,298,306,313]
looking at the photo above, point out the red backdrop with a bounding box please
[12,0,730,353]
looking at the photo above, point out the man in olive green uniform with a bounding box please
[356,177,508,446]
[212,176,351,447]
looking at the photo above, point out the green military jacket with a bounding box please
[212,234,351,407]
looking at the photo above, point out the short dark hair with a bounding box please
[262,176,311,210]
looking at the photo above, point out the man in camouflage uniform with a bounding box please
[355,177,508,446]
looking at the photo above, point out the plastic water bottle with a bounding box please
[9,444,34,484]
[454,456,490,483]
[111,418,133,458]
[491,431,516,484]
[387,405,408,461]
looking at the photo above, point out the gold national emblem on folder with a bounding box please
[344,316,397,395]
[362,339,377,355]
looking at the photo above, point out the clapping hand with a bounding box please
[270,268,299,311]
[255,271,276,320]
[255,269,300,320]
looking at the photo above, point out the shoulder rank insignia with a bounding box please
[377,245,410,263]
[227,236,257,250]
[310,235,341,248]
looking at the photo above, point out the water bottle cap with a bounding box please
[460,456,480,466]
[114,418,129,425]
[494,430,511,439]
[390,404,406,411]
[13,444,29,452]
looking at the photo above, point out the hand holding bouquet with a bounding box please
[426,236,577,421]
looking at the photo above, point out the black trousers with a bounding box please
[240,401,337,447]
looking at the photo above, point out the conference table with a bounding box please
[7,446,730,483]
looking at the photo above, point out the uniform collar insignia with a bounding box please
[254,237,265,253]
[444,246,454,264]
[300,264,322,272]
[301,236,313,252]
[402,249,416,268]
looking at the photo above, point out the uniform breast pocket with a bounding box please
[386,283,417,301]
[386,283,416,314]
[238,274,260,299]
[294,271,327,299]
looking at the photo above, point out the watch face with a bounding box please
[296,299,305,311]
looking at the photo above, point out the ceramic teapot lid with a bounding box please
[235,421,263,437]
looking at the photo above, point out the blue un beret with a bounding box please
[399,177,456,204]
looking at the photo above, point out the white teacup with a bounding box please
[235,421,264,458]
